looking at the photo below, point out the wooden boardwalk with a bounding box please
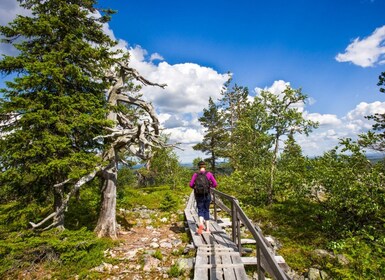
[184,191,248,280]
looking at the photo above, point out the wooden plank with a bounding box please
[221,253,237,280]
[230,252,248,280]
[241,238,256,245]
[195,263,245,269]
[194,250,209,280]
[185,209,205,247]
[241,256,257,265]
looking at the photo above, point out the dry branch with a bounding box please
[30,166,103,230]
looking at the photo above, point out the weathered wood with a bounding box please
[186,191,248,280]
[241,238,257,245]
[211,189,290,280]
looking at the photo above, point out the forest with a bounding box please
[0,0,384,279]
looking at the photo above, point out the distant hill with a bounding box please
[367,153,385,163]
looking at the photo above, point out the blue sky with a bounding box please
[1,0,385,163]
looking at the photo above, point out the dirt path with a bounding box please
[90,211,194,279]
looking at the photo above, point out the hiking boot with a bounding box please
[197,224,204,234]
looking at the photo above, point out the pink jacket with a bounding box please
[189,171,218,188]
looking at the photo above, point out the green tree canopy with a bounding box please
[0,0,119,228]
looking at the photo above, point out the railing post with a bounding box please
[235,200,242,253]
[257,245,265,280]
[213,192,217,222]
[231,200,237,243]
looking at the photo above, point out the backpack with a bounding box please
[194,172,210,195]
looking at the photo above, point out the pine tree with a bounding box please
[193,97,227,175]
[218,76,249,164]
[0,0,118,229]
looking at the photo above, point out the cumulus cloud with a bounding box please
[254,80,306,112]
[0,0,30,27]
[0,0,229,163]
[129,46,229,114]
[335,25,385,67]
[305,113,341,126]
[0,0,32,56]
[298,101,385,156]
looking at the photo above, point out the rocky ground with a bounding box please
[88,207,195,280]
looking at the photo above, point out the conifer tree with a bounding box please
[0,0,119,229]
[218,77,249,163]
[193,97,226,174]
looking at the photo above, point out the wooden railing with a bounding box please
[211,188,289,280]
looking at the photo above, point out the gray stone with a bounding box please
[172,239,182,247]
[336,254,349,265]
[320,270,330,279]
[160,241,173,249]
[143,256,161,272]
[308,267,321,280]
[150,242,160,248]
[177,258,194,271]
[314,249,333,259]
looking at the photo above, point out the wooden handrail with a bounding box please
[211,188,289,280]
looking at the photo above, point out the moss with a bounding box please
[0,228,114,279]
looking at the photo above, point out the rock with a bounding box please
[176,258,194,271]
[308,267,321,280]
[320,270,330,279]
[172,239,182,247]
[150,242,160,248]
[336,254,349,265]
[160,241,173,249]
[314,249,333,259]
[91,262,114,273]
[183,243,195,254]
[121,248,139,260]
[143,256,161,272]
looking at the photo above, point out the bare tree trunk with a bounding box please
[94,157,118,239]
[53,188,65,230]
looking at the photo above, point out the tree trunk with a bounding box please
[268,135,280,205]
[53,188,65,230]
[94,159,118,239]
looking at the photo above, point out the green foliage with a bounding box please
[0,0,120,235]
[159,192,179,212]
[306,143,385,238]
[64,180,101,230]
[168,262,184,277]
[152,249,163,260]
[149,141,186,188]
[327,234,385,279]
[117,185,190,210]
[117,167,137,189]
[0,200,51,234]
[276,134,310,201]
[0,228,114,279]
[193,97,228,173]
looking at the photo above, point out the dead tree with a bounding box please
[30,58,168,238]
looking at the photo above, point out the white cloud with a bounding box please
[0,0,31,56]
[2,1,384,163]
[254,80,306,112]
[335,25,385,67]
[305,113,341,126]
[298,101,385,156]
[255,80,290,96]
[0,0,30,27]
[128,46,229,115]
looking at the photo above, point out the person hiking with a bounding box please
[189,161,217,234]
